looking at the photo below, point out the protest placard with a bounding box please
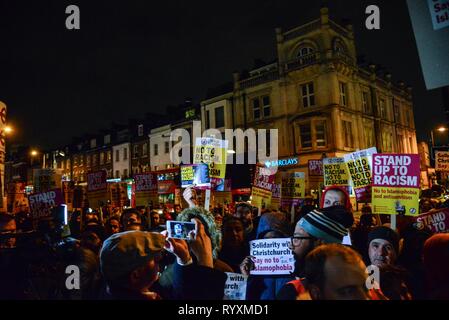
[344,147,377,202]
[323,157,350,187]
[134,173,158,207]
[415,208,449,233]
[28,189,64,220]
[435,151,449,171]
[62,181,75,211]
[194,137,228,179]
[372,154,420,216]
[281,172,305,206]
[251,166,275,209]
[87,170,108,208]
[224,273,248,300]
[249,238,295,275]
[181,163,210,188]
[33,169,62,193]
[308,160,323,176]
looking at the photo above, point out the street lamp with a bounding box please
[430,126,448,148]
[4,126,13,135]
[30,149,39,167]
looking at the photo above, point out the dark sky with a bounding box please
[0,0,445,150]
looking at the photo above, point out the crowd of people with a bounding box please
[0,185,448,300]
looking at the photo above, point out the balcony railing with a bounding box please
[284,52,319,72]
[333,50,354,66]
[240,69,280,89]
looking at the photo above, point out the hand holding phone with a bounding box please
[166,220,196,241]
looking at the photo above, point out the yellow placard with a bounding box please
[372,187,420,215]
[251,187,272,208]
[194,138,228,179]
[323,158,349,187]
[281,172,305,199]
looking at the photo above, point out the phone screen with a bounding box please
[166,220,196,240]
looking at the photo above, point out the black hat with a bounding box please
[368,226,400,253]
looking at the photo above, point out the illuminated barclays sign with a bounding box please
[264,157,299,168]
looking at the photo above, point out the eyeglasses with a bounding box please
[290,236,315,247]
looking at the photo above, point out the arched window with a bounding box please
[333,38,347,54]
[297,46,314,58]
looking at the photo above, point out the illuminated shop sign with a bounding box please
[264,157,299,168]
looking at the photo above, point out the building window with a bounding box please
[340,82,347,106]
[165,141,170,154]
[397,135,404,152]
[142,143,148,157]
[362,92,370,114]
[90,139,96,149]
[382,131,393,152]
[133,145,139,158]
[393,100,400,123]
[106,151,112,163]
[205,110,210,129]
[124,169,128,178]
[301,83,315,108]
[115,170,120,178]
[115,150,120,162]
[215,106,225,128]
[252,98,260,120]
[123,148,128,160]
[315,121,327,147]
[100,152,104,165]
[364,126,375,148]
[154,165,159,171]
[379,98,387,119]
[299,124,312,148]
[138,124,144,137]
[92,154,98,166]
[154,144,158,156]
[86,155,91,167]
[343,121,354,148]
[79,155,84,166]
[262,96,271,117]
[298,47,314,57]
[104,134,111,145]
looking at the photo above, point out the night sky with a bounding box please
[0,0,444,150]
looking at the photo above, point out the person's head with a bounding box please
[105,216,120,237]
[290,206,354,266]
[359,213,375,228]
[378,265,412,300]
[234,203,252,221]
[121,209,142,231]
[368,226,399,268]
[0,213,17,248]
[174,223,183,236]
[150,211,160,228]
[423,233,449,297]
[100,231,165,293]
[80,231,103,255]
[221,216,245,248]
[305,244,370,300]
[256,211,291,240]
[84,209,100,226]
[320,186,352,211]
[177,207,221,259]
